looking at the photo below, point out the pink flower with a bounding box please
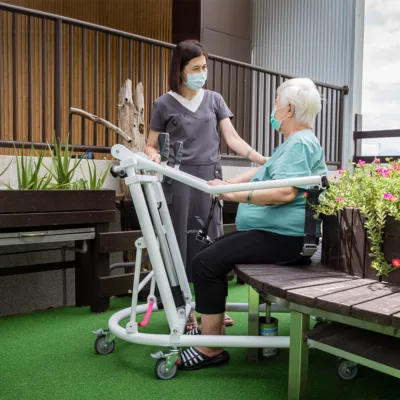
[303,192,308,198]
[375,158,381,163]
[358,160,366,166]
[338,168,345,175]
[336,197,344,203]
[384,194,397,202]
[392,258,400,268]
[377,168,390,178]
[394,162,399,171]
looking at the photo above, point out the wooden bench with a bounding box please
[234,250,400,400]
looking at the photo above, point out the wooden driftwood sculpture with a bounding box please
[117,79,146,200]
[70,79,150,269]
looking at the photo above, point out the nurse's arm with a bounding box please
[217,186,298,205]
[219,118,269,165]
[145,129,161,163]
[226,167,261,184]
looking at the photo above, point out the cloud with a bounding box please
[361,0,400,155]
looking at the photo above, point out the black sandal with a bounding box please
[178,347,230,371]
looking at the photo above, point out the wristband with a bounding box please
[245,148,254,160]
[247,190,253,203]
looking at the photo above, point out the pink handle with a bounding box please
[138,301,154,327]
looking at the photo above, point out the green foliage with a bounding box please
[313,158,400,276]
[79,160,110,190]
[44,135,83,189]
[5,145,52,190]
[0,138,107,192]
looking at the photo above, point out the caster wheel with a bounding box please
[94,335,115,355]
[337,359,358,380]
[155,359,178,380]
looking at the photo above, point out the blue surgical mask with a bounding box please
[270,107,287,132]
[183,71,207,90]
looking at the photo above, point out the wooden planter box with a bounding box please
[0,190,115,228]
[321,208,400,282]
[383,216,400,284]
[0,189,116,313]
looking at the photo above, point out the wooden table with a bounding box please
[235,252,400,400]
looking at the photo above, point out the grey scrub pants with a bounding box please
[163,162,223,282]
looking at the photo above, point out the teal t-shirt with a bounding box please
[235,129,327,236]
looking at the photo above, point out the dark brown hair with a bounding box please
[169,40,208,94]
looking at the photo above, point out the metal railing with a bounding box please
[0,2,348,165]
[353,133,400,163]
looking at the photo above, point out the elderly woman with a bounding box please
[178,77,327,370]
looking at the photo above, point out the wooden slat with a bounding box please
[0,190,115,213]
[315,283,400,316]
[351,292,400,326]
[235,263,350,297]
[263,276,354,299]
[286,279,375,308]
[392,312,400,328]
[307,322,400,370]
[98,230,141,253]
[0,260,75,276]
[0,210,115,228]
[235,262,344,282]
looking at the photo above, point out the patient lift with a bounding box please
[93,133,327,380]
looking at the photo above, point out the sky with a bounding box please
[362,0,400,155]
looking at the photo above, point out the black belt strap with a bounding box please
[277,186,323,266]
[300,187,320,257]
[186,198,217,246]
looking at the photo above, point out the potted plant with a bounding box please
[313,158,400,283]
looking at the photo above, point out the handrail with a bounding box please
[0,2,347,92]
[354,129,400,140]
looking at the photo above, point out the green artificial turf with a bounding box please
[1,281,398,400]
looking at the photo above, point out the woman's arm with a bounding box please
[226,167,261,184]
[144,129,161,163]
[208,179,298,205]
[219,118,269,165]
[227,187,298,205]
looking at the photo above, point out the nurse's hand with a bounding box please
[207,179,234,201]
[207,179,226,187]
[148,153,161,163]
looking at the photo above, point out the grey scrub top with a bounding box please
[149,90,233,165]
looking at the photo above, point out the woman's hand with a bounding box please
[258,156,269,165]
[148,153,161,163]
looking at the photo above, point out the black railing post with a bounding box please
[12,13,17,141]
[28,16,32,142]
[338,88,345,167]
[54,18,62,142]
[81,27,86,145]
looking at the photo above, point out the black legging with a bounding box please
[192,230,303,314]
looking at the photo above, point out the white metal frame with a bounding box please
[103,144,326,355]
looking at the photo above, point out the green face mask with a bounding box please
[270,107,287,132]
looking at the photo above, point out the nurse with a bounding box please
[145,40,266,331]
